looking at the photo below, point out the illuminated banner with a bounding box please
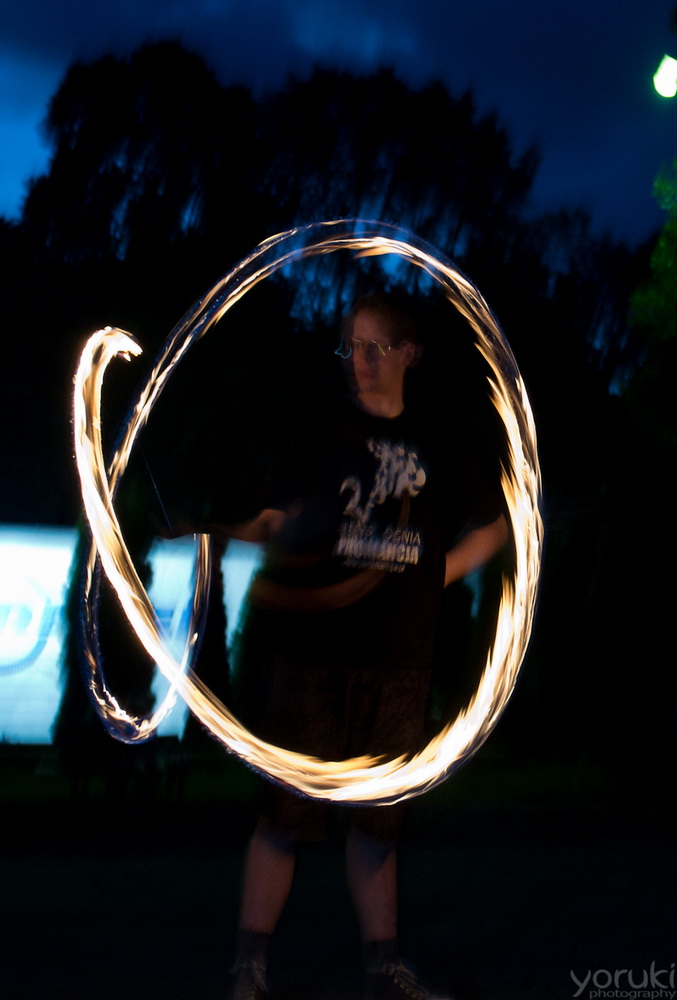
[0,526,259,744]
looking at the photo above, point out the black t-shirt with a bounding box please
[243,401,501,672]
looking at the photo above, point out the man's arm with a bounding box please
[222,508,288,543]
[444,514,509,587]
[154,507,287,543]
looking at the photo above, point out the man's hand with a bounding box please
[151,507,287,543]
[226,508,288,543]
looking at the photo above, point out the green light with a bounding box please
[654,54,677,98]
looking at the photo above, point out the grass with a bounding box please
[1,737,669,818]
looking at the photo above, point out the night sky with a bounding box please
[1,0,676,246]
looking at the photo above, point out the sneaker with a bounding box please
[365,960,456,1000]
[228,961,268,1000]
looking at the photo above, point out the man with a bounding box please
[227,294,508,1000]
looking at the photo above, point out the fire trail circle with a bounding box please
[73,219,543,805]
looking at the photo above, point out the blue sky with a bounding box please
[1,0,676,245]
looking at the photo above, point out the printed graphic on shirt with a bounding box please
[334,437,426,572]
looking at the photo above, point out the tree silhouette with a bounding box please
[0,40,655,769]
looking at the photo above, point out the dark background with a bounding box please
[2,0,677,246]
[1,16,675,1000]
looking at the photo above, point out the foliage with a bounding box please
[630,161,677,345]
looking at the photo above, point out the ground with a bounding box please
[1,747,674,1000]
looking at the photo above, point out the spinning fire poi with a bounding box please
[73,220,542,804]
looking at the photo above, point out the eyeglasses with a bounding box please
[334,338,398,362]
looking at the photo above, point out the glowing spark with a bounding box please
[74,220,543,802]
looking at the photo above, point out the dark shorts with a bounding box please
[254,657,431,843]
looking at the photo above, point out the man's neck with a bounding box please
[355,392,405,419]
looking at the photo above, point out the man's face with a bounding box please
[344,309,413,413]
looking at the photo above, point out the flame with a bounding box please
[73,220,543,802]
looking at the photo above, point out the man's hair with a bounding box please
[342,292,419,346]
